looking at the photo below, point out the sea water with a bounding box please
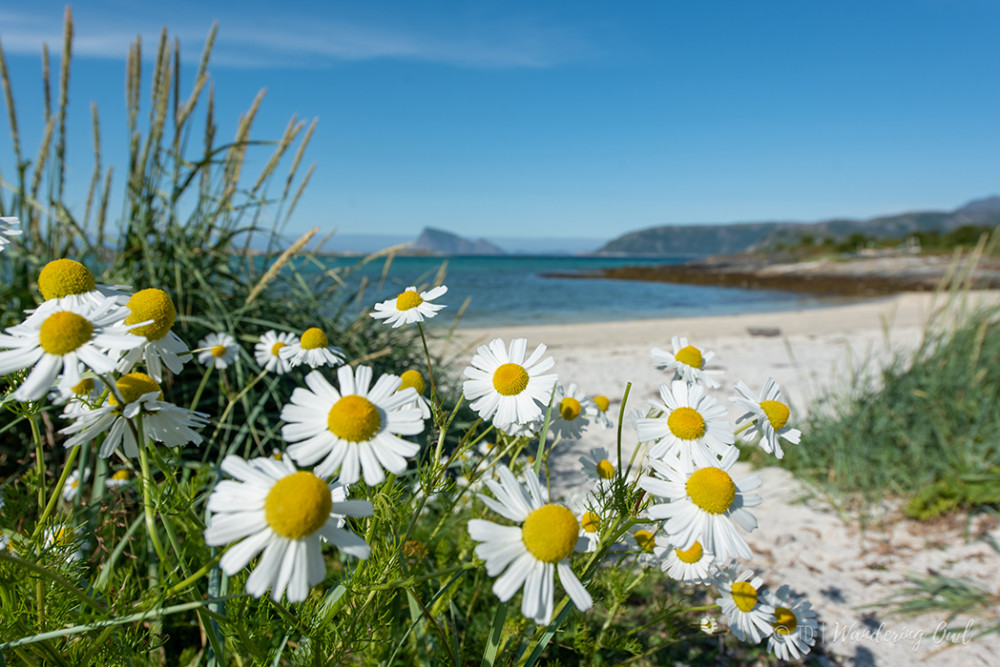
[313,255,852,328]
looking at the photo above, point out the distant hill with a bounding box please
[411,227,507,255]
[597,222,784,256]
[595,196,1000,256]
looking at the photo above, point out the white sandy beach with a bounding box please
[440,290,1000,666]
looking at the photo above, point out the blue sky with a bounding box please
[1,0,999,246]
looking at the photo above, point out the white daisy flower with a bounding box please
[395,369,431,420]
[462,338,558,430]
[639,448,762,562]
[700,616,720,634]
[59,372,209,458]
[624,526,660,564]
[713,563,776,644]
[0,299,143,401]
[281,366,424,486]
[0,216,22,251]
[549,382,593,440]
[467,465,593,625]
[49,375,105,417]
[766,584,819,661]
[106,468,133,489]
[115,289,192,382]
[44,524,88,562]
[637,380,735,467]
[370,285,448,328]
[577,508,602,553]
[255,330,299,375]
[0,533,8,551]
[731,378,802,459]
[654,538,716,584]
[650,336,723,388]
[578,447,618,486]
[204,455,372,603]
[62,468,91,502]
[499,418,545,439]
[33,258,131,310]
[197,332,239,369]
[587,394,613,429]
[279,326,345,369]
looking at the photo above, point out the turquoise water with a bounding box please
[318,255,853,328]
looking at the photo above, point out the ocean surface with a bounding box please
[317,255,858,328]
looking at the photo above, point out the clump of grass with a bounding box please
[0,11,439,476]
[780,239,1000,518]
[874,573,1000,647]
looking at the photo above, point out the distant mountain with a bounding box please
[411,227,507,255]
[595,197,1000,256]
[596,222,784,256]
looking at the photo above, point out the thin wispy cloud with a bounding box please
[0,7,591,69]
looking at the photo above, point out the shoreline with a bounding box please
[542,253,1000,296]
[440,289,1000,421]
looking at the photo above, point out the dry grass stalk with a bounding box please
[245,227,319,306]
[0,37,22,168]
[283,162,315,224]
[83,102,101,230]
[248,115,303,199]
[55,6,73,199]
[283,118,317,201]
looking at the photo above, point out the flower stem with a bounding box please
[30,445,79,540]
[188,361,214,411]
[617,382,632,480]
[416,322,441,416]
[27,414,46,513]
[138,435,169,570]
[210,368,268,443]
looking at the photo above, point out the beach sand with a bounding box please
[439,290,1000,666]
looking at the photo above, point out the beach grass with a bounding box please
[778,239,1000,518]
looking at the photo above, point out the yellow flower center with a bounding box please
[596,459,615,480]
[760,400,790,430]
[111,470,131,481]
[492,363,529,396]
[39,311,94,355]
[109,372,163,406]
[580,511,601,533]
[675,541,704,564]
[674,345,704,369]
[686,467,736,515]
[38,259,96,300]
[71,378,95,395]
[263,471,333,540]
[559,397,582,421]
[398,369,426,395]
[633,529,656,553]
[731,581,759,613]
[395,290,423,311]
[125,289,176,341]
[521,503,579,563]
[53,527,74,546]
[210,345,227,358]
[327,395,382,442]
[271,341,287,357]
[300,327,328,350]
[667,406,706,440]
[593,395,610,412]
[772,606,798,635]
